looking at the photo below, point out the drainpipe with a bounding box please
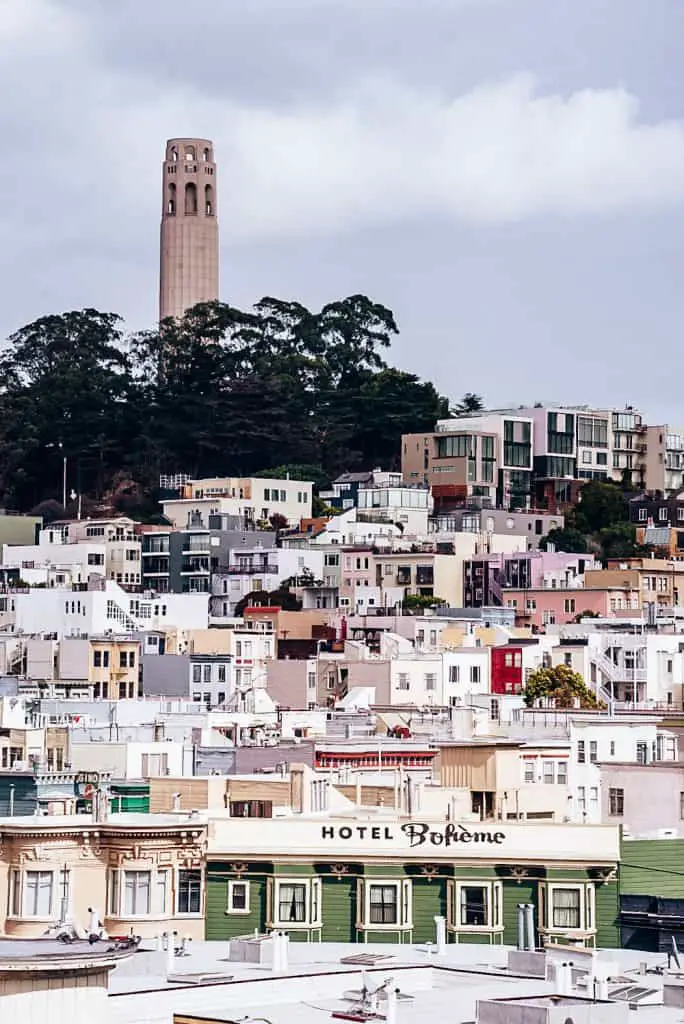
[9,785,14,816]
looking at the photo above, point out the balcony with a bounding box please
[226,563,278,575]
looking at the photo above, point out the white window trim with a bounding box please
[9,868,56,921]
[227,879,251,915]
[451,880,503,933]
[175,867,203,917]
[270,877,322,929]
[107,867,170,920]
[360,878,412,931]
[539,882,596,936]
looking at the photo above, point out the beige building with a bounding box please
[89,637,140,699]
[0,814,206,939]
[159,138,219,322]
[436,739,571,821]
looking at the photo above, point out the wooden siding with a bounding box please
[321,877,356,942]
[226,779,291,807]
[595,880,620,948]
[336,785,398,808]
[620,839,684,898]
[411,877,447,943]
[205,863,268,941]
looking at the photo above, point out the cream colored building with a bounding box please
[0,815,206,939]
[89,638,140,700]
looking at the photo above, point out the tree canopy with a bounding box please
[523,664,604,710]
[0,297,451,512]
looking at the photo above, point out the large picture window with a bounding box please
[11,870,54,918]
[271,878,321,929]
[108,868,169,918]
[177,869,202,915]
[453,881,502,932]
[540,883,595,937]
[360,879,412,932]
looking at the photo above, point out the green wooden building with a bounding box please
[620,837,684,952]
[205,816,620,947]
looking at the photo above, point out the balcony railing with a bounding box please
[225,563,278,575]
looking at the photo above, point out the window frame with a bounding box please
[176,868,203,916]
[452,880,503,933]
[270,877,322,929]
[10,868,55,920]
[540,882,595,936]
[227,879,251,915]
[107,867,170,919]
[360,878,412,932]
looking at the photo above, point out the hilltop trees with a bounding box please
[523,664,604,709]
[0,297,451,512]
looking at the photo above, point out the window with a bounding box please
[543,760,555,784]
[93,650,102,668]
[192,664,202,684]
[361,879,411,930]
[609,788,624,816]
[449,665,460,683]
[577,786,586,812]
[119,651,128,668]
[577,740,585,763]
[680,792,684,820]
[397,673,410,690]
[176,872,200,913]
[610,741,615,756]
[552,888,581,929]
[425,673,436,691]
[557,761,568,785]
[524,760,536,783]
[564,599,576,613]
[273,878,321,927]
[454,881,502,930]
[227,880,250,914]
[108,869,168,917]
[589,740,597,763]
[88,552,104,566]
[369,884,398,924]
[469,665,481,684]
[218,664,226,683]
[13,870,53,918]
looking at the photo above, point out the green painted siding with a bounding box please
[321,877,356,942]
[621,840,684,898]
[411,878,446,943]
[595,880,619,948]
[502,880,536,947]
[205,869,267,940]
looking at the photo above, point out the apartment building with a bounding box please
[463,550,595,608]
[586,558,684,614]
[504,585,640,629]
[356,481,430,535]
[401,427,499,509]
[161,475,313,529]
[210,546,327,619]
[429,507,563,550]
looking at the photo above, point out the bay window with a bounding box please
[359,879,412,934]
[11,869,54,918]
[270,877,321,930]
[451,880,502,934]
[540,883,595,937]
[108,868,170,917]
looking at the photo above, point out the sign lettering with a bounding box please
[320,822,506,846]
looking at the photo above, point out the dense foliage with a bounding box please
[523,664,604,709]
[0,298,451,511]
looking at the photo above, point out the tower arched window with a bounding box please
[185,145,196,162]
[170,146,178,162]
[205,184,214,216]
[203,147,211,162]
[185,182,198,215]
[167,183,177,215]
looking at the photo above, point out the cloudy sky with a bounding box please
[3,0,684,419]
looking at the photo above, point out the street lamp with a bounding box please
[46,442,67,508]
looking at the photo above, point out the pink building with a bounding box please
[504,585,640,630]
[339,547,375,610]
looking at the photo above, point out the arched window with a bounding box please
[167,183,176,215]
[170,146,178,162]
[185,145,196,161]
[203,147,211,162]
[205,184,214,216]
[185,182,198,215]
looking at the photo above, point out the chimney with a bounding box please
[289,764,309,814]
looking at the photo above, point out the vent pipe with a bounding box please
[524,902,535,951]
[516,904,525,951]
[434,915,446,955]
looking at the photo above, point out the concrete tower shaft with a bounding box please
[159,137,219,322]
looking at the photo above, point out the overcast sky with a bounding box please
[3,0,684,420]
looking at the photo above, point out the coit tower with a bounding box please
[159,138,219,322]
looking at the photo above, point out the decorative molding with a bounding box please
[330,863,350,879]
[229,862,249,878]
[508,866,529,884]
[592,866,617,884]
[418,864,440,882]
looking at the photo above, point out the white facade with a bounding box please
[12,582,208,637]
[568,718,677,824]
[357,484,430,536]
[162,475,312,529]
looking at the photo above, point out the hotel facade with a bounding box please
[205,815,620,948]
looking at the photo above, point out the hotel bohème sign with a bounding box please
[209,818,620,863]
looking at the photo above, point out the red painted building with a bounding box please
[490,645,524,695]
